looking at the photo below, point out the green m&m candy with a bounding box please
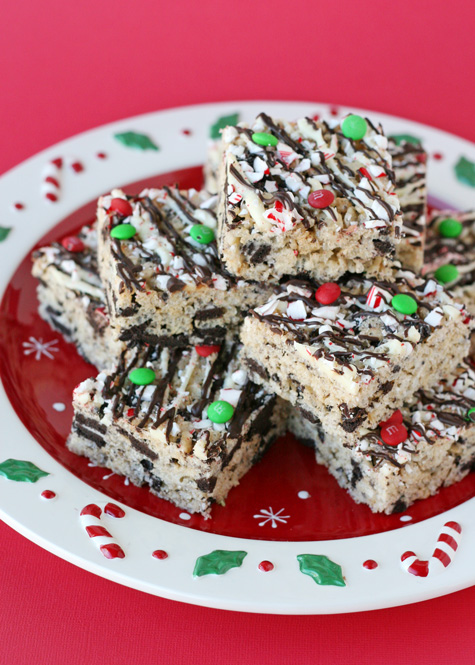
[251,132,278,147]
[438,218,463,238]
[189,224,215,244]
[467,407,475,422]
[207,400,234,424]
[391,293,418,316]
[128,367,156,385]
[434,263,459,285]
[110,223,136,240]
[341,115,367,141]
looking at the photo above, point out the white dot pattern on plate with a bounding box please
[52,402,66,412]
[400,515,413,522]
[298,491,311,499]
[179,512,191,521]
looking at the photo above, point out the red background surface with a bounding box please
[1,1,475,663]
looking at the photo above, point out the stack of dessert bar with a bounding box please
[32,111,475,517]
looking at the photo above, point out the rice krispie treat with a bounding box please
[215,112,403,282]
[289,360,475,514]
[97,187,274,347]
[389,137,427,272]
[68,341,286,517]
[240,273,472,440]
[32,224,124,369]
[423,210,475,313]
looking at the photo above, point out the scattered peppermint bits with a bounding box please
[258,560,274,572]
[380,423,408,446]
[308,189,335,209]
[189,224,215,244]
[391,293,417,315]
[438,218,463,238]
[207,400,234,424]
[315,282,341,305]
[466,407,475,422]
[110,224,136,240]
[128,367,155,385]
[435,264,459,284]
[109,198,133,217]
[363,559,378,570]
[52,402,66,412]
[252,132,278,147]
[152,549,168,560]
[61,236,85,253]
[195,344,221,357]
[341,115,367,141]
[298,491,310,499]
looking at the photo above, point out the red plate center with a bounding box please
[1,167,474,541]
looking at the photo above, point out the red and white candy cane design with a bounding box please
[400,521,462,577]
[41,157,63,202]
[80,504,125,560]
[366,285,386,311]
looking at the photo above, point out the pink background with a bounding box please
[1,1,475,663]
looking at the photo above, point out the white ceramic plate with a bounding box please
[1,101,475,614]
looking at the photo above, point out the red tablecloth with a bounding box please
[2,1,475,663]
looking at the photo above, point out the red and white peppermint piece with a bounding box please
[287,299,307,321]
[228,192,243,205]
[366,285,386,311]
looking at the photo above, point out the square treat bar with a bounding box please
[240,273,472,441]
[423,210,475,312]
[215,112,403,282]
[389,137,427,272]
[68,342,286,516]
[289,360,475,514]
[32,224,124,370]
[97,187,274,348]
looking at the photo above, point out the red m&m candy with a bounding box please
[315,282,341,305]
[61,236,85,253]
[108,198,133,217]
[380,423,408,446]
[308,189,335,209]
[195,345,221,357]
[380,409,403,428]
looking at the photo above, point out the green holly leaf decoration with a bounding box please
[193,549,247,577]
[114,131,159,151]
[210,113,239,140]
[0,459,49,483]
[389,134,421,146]
[297,554,346,587]
[454,156,475,188]
[0,227,12,242]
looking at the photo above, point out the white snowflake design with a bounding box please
[253,507,290,528]
[22,336,59,360]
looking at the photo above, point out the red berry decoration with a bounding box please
[258,560,274,572]
[380,423,408,446]
[380,409,403,429]
[315,282,341,305]
[308,189,335,209]
[109,198,133,217]
[61,236,85,253]
[195,345,221,357]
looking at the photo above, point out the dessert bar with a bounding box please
[216,112,403,282]
[289,360,475,514]
[240,273,471,440]
[68,342,286,516]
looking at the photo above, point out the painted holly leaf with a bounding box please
[210,113,239,140]
[0,227,12,242]
[0,459,49,483]
[454,156,475,188]
[389,134,421,146]
[114,131,159,151]
[193,549,247,577]
[297,554,346,587]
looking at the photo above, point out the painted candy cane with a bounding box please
[41,157,63,202]
[79,503,125,559]
[400,521,462,577]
